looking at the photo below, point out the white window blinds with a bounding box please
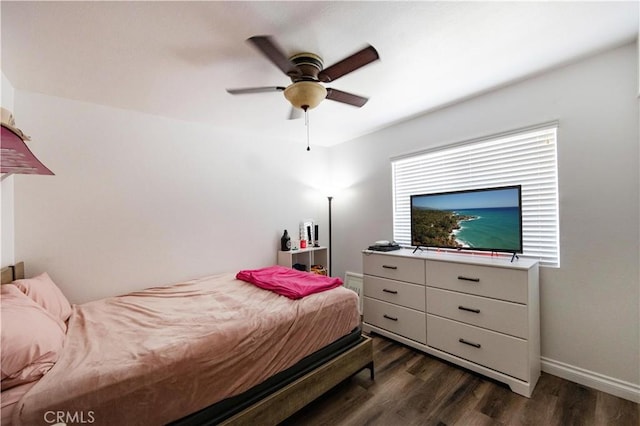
[392,124,560,267]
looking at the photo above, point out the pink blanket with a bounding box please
[236,265,343,299]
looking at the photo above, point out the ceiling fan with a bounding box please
[226,36,379,119]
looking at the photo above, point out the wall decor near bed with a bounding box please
[0,108,54,179]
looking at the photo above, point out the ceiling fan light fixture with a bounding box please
[283,81,327,110]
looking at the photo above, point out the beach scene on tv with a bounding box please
[411,187,522,252]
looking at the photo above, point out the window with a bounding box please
[392,124,560,267]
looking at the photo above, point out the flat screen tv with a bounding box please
[410,185,523,255]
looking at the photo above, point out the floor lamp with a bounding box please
[327,196,333,276]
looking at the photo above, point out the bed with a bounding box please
[1,262,373,425]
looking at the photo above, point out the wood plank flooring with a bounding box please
[282,335,639,426]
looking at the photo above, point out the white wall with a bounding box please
[13,93,330,303]
[1,71,16,267]
[329,43,640,399]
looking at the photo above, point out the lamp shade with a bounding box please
[283,81,327,110]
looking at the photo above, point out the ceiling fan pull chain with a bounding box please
[305,107,311,151]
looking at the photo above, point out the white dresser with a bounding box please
[362,248,540,397]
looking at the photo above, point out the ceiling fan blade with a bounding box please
[325,88,369,107]
[288,107,303,120]
[318,45,379,83]
[247,36,299,77]
[226,86,285,95]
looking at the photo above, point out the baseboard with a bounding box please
[541,357,640,403]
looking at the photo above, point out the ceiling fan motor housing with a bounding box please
[288,53,324,81]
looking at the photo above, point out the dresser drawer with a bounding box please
[426,287,527,338]
[426,260,527,303]
[427,314,528,381]
[363,253,425,284]
[364,276,426,311]
[364,297,426,344]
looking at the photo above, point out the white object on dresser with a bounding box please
[277,246,328,272]
[362,248,540,397]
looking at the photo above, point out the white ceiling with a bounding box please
[1,1,638,147]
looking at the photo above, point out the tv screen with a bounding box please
[410,185,523,253]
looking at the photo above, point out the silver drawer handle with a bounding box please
[382,265,398,270]
[457,275,480,282]
[459,338,481,348]
[383,314,398,321]
[458,306,480,314]
[382,289,398,294]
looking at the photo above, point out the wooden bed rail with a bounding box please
[220,336,374,426]
[1,261,25,284]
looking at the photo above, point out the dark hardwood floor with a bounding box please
[283,335,639,426]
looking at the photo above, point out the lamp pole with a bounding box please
[328,196,333,276]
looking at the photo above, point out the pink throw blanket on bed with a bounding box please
[236,265,343,299]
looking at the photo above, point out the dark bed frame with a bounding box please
[1,262,374,425]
